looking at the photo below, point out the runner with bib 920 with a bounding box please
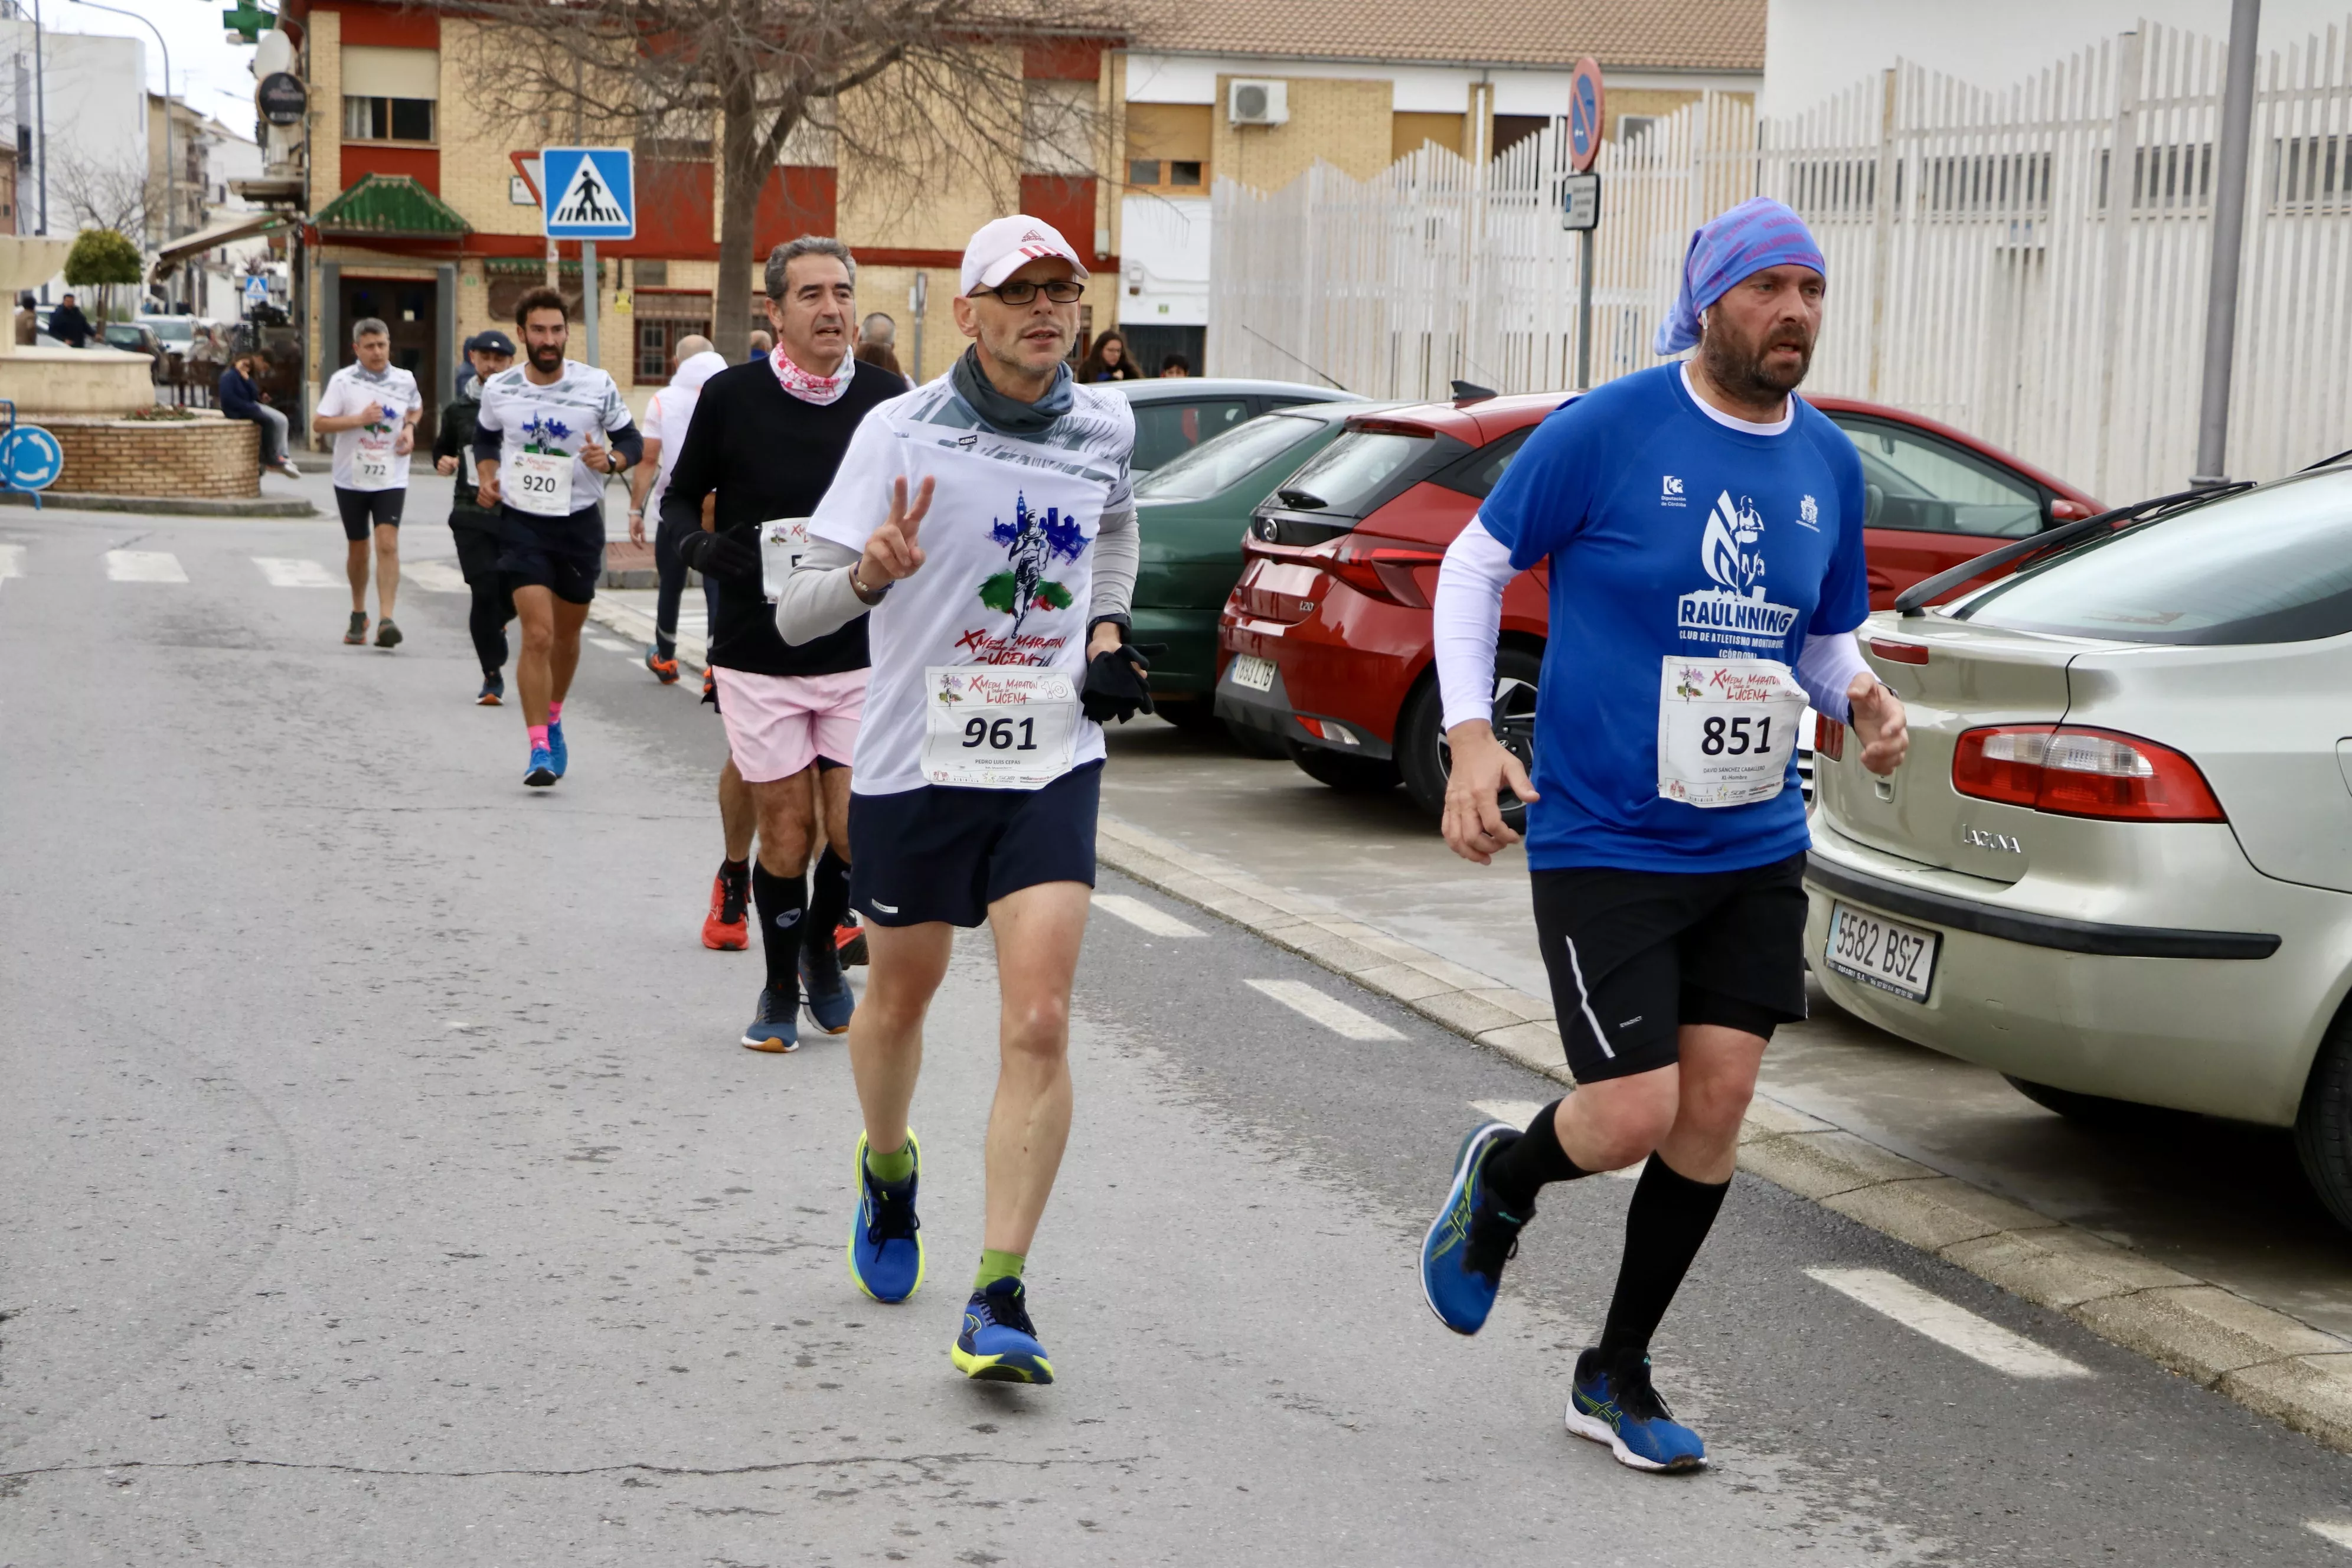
[777,214,1154,1386]
[1417,197,1908,1473]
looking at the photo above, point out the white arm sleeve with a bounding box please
[1434,515,1519,733]
[1089,506,1139,622]
[1795,628,1872,723]
[777,538,870,645]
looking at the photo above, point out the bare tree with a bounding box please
[443,0,1133,346]
[53,147,153,244]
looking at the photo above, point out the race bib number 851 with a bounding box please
[1657,656,1809,808]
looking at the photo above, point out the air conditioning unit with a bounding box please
[1228,80,1289,128]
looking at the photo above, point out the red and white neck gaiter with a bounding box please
[769,346,848,406]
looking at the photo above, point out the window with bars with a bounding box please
[635,309,713,385]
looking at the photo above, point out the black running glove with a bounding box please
[1082,642,1158,724]
[675,528,762,582]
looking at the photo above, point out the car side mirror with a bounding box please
[2047,497,2094,524]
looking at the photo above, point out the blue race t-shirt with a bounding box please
[1477,362,1868,873]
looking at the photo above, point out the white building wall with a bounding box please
[1762,0,2352,115]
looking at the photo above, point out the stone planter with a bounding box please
[47,411,260,499]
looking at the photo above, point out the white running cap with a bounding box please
[959,215,1089,296]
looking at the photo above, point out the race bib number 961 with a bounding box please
[1657,656,1809,808]
[920,667,1077,789]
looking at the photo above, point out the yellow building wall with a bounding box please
[1212,76,1394,194]
[835,47,1023,253]
[1391,112,1467,162]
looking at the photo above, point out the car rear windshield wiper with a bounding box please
[1275,488,1329,511]
[1895,482,2254,617]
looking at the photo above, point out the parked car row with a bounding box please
[1119,374,2352,1228]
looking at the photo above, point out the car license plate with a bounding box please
[1230,654,1276,692]
[1824,899,1940,1004]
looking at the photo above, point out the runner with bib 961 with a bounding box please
[779,215,1154,1384]
[1418,199,1908,1472]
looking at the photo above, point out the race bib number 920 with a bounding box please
[507,449,571,517]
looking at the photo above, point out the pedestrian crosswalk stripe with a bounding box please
[403,560,468,594]
[1807,1267,2091,1378]
[588,635,635,654]
[2307,1521,2352,1550]
[1246,977,1403,1041]
[0,543,22,580]
[1468,1101,1642,1178]
[254,556,339,588]
[106,550,186,583]
[1093,893,1203,937]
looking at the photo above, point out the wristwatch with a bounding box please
[849,564,890,604]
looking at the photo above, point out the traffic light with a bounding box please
[224,1,275,44]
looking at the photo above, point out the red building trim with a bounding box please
[315,1,438,50]
[339,145,440,194]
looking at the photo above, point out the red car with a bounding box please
[1213,389,2101,817]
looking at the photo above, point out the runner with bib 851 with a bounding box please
[1417,198,1909,1473]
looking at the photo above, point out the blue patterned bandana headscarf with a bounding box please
[1651,197,1826,357]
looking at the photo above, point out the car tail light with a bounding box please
[1324,544,1445,609]
[1815,714,1845,762]
[1952,725,2226,822]
[1867,636,1929,665]
[1296,717,1360,746]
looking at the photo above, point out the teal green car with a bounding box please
[1131,401,1379,730]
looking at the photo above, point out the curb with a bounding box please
[0,491,316,518]
[587,594,707,671]
[1093,813,2352,1453]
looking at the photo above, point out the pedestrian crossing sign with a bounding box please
[540,146,635,240]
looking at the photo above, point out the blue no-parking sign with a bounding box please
[1,423,63,492]
[1568,58,1606,174]
[540,146,636,241]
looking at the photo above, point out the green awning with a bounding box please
[314,174,469,239]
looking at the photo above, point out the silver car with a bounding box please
[1801,463,2352,1225]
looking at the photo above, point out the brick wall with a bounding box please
[50,415,260,499]
[1213,76,1396,194]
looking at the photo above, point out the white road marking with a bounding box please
[1467,1100,1642,1178]
[1092,894,1203,938]
[254,556,339,588]
[588,636,635,654]
[105,550,186,583]
[1246,978,1403,1041]
[2307,1521,2352,1550]
[0,543,23,579]
[402,560,468,594]
[1807,1268,2091,1378]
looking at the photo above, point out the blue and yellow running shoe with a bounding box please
[547,718,568,778]
[1566,1349,1708,1472]
[524,742,558,788]
[1420,1122,1528,1335]
[845,1131,923,1303]
[952,1278,1053,1384]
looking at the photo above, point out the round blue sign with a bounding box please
[1,423,63,491]
[1568,57,1606,174]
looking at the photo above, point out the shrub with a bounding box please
[64,229,141,288]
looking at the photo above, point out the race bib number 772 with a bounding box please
[1657,656,1808,809]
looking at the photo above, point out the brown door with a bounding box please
[339,276,439,447]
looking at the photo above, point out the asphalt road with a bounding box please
[6,498,2352,1566]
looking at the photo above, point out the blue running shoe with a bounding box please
[952,1278,1053,1384]
[845,1130,923,1304]
[1566,1349,1707,1472]
[740,984,799,1053]
[548,718,568,778]
[524,743,558,788]
[801,943,854,1035]
[1420,1122,1528,1335]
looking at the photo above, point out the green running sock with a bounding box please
[974,1249,1026,1292]
[864,1138,916,1186]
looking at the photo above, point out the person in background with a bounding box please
[1078,331,1141,383]
[628,335,727,684]
[14,292,34,346]
[854,312,904,381]
[436,331,520,705]
[50,293,91,349]
[220,351,304,481]
[748,328,775,363]
[1158,353,1191,378]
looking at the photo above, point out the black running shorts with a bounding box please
[848,760,1102,929]
[335,485,405,541]
[496,504,603,606]
[1530,850,1809,1084]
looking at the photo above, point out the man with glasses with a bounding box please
[778,215,1155,1384]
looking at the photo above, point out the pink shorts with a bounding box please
[713,667,868,783]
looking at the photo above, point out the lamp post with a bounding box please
[70,0,172,257]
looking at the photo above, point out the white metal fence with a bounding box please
[1208,18,2352,500]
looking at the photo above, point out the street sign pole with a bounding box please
[1565,58,1606,391]
[2192,0,2261,485]
[540,146,636,377]
[582,239,598,368]
[1578,230,1596,391]
[910,271,928,383]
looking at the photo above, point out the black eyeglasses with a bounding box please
[977,279,1085,305]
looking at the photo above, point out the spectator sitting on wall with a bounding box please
[49,293,92,348]
[14,292,33,346]
[747,328,774,363]
[1159,352,1190,378]
[221,351,304,481]
[1079,331,1142,383]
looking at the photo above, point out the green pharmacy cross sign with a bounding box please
[224,1,276,44]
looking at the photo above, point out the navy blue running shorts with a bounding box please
[496,504,603,605]
[848,760,1102,929]
[335,485,405,541]
[1529,850,1809,1084]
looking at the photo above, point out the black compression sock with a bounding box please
[750,863,806,1001]
[1481,1099,1590,1216]
[722,855,750,877]
[1598,1154,1732,1358]
[806,847,851,964]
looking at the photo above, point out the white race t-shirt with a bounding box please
[318,361,419,491]
[808,372,1135,795]
[475,359,634,518]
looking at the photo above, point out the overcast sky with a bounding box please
[51,0,262,132]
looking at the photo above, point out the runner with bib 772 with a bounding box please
[778,215,1154,1384]
[1418,198,1907,1472]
